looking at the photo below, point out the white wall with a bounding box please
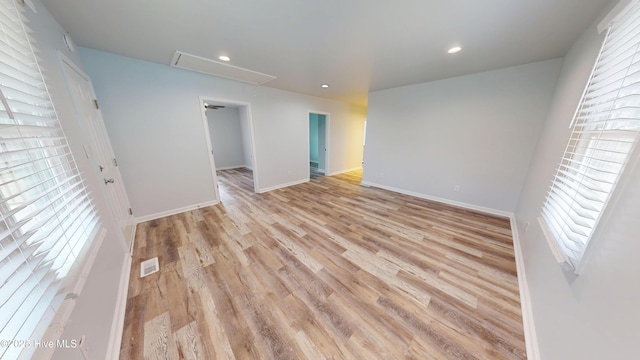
[327,108,364,175]
[79,48,367,219]
[363,59,562,213]
[239,109,254,169]
[21,1,130,359]
[206,107,246,169]
[515,3,640,358]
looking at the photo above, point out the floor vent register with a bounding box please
[140,257,160,278]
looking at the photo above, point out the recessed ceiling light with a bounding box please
[448,46,462,54]
[321,84,329,88]
[218,55,230,62]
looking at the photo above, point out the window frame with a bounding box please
[539,0,640,273]
[0,0,104,358]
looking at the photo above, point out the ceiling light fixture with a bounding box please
[321,84,329,88]
[448,46,462,54]
[218,55,230,62]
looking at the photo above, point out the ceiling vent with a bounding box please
[171,51,276,85]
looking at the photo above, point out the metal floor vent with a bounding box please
[140,257,159,278]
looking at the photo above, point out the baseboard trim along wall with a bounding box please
[106,253,133,360]
[328,166,363,177]
[509,218,540,360]
[135,200,220,223]
[359,181,512,218]
[258,178,309,193]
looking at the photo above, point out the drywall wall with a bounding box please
[79,47,366,219]
[514,2,640,358]
[239,109,254,169]
[206,107,246,169]
[20,1,130,359]
[363,59,562,213]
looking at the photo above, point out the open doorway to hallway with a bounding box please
[200,97,258,202]
[309,112,328,179]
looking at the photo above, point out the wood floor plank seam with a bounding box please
[121,168,526,359]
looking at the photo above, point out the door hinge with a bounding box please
[128,208,133,215]
[93,99,99,109]
[113,158,118,167]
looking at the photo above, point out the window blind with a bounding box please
[0,0,100,358]
[540,0,640,271]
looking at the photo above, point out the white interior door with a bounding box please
[60,56,135,252]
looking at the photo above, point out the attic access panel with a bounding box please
[171,51,276,85]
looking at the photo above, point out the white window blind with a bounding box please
[0,0,100,358]
[540,0,640,271]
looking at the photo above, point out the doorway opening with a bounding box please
[309,112,328,179]
[200,97,258,202]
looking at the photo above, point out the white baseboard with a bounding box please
[256,167,363,194]
[360,181,512,218]
[510,218,540,360]
[124,223,136,254]
[258,178,309,193]
[105,252,132,360]
[327,166,362,176]
[135,200,219,223]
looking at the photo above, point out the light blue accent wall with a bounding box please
[309,113,319,163]
[317,114,326,171]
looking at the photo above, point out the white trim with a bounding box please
[258,178,309,193]
[199,97,221,201]
[124,223,136,254]
[360,181,512,218]
[510,218,540,360]
[105,252,132,360]
[58,51,134,254]
[537,216,567,264]
[199,96,260,196]
[135,200,219,223]
[328,166,363,176]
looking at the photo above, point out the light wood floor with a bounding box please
[121,168,526,359]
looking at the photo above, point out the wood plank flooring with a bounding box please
[121,168,526,359]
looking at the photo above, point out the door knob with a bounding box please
[104,178,115,185]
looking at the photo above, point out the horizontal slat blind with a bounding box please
[541,0,640,270]
[0,0,100,358]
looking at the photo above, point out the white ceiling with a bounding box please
[41,0,613,107]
